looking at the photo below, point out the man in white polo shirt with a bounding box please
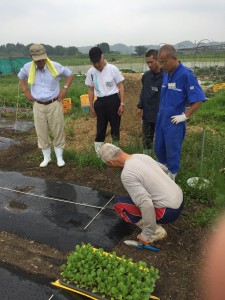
[85,47,125,155]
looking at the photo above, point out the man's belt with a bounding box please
[35,97,58,105]
[97,93,118,100]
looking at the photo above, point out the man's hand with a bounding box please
[171,113,187,124]
[136,108,142,118]
[24,90,34,101]
[57,88,67,101]
[137,234,150,245]
[90,106,96,117]
[118,105,124,116]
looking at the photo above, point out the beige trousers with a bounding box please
[33,100,65,149]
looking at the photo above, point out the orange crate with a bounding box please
[62,98,72,114]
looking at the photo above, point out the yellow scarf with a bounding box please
[28,57,59,85]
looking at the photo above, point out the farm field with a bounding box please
[0,73,225,299]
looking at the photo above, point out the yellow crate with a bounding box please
[80,94,96,111]
[62,98,72,114]
[212,83,225,93]
[80,94,90,107]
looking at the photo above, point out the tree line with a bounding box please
[0,43,81,57]
[0,42,149,58]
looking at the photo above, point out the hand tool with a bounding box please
[124,240,160,252]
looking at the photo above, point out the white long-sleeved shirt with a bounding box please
[121,154,183,240]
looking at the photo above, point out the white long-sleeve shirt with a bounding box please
[121,154,183,240]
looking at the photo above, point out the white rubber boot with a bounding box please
[94,142,104,157]
[54,147,65,167]
[39,148,51,167]
[150,225,167,243]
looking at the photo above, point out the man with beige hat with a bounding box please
[18,44,73,167]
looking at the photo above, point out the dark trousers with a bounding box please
[94,94,121,143]
[142,121,155,149]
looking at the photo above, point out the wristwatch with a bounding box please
[63,85,68,90]
[120,103,125,106]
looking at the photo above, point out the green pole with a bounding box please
[200,128,206,176]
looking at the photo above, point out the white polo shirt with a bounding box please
[85,63,124,97]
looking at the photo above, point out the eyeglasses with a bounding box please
[158,57,173,65]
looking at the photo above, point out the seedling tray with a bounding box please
[53,243,160,300]
[52,280,160,300]
[52,279,106,299]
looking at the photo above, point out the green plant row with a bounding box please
[60,243,159,300]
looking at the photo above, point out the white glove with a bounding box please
[171,113,187,124]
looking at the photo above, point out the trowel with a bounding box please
[124,240,160,252]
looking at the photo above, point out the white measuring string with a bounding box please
[84,195,115,230]
[0,186,105,210]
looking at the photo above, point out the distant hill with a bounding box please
[78,43,157,54]
[78,46,93,54]
[175,40,195,48]
[78,40,222,54]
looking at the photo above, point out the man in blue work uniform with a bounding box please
[154,44,206,181]
[137,49,163,155]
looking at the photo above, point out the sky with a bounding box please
[1,0,225,47]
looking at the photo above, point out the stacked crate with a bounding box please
[80,94,96,112]
[62,98,72,114]
[212,83,225,93]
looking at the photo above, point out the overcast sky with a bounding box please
[1,0,224,47]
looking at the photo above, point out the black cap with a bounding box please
[89,47,103,63]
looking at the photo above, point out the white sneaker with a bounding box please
[149,225,167,243]
[94,142,104,157]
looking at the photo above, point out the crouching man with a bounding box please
[99,143,183,245]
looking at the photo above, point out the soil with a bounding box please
[0,74,207,300]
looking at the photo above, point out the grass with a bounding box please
[64,148,104,168]
[0,74,88,112]
[177,92,225,226]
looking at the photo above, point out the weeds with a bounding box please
[64,148,104,169]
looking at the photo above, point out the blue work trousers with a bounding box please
[154,111,186,174]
